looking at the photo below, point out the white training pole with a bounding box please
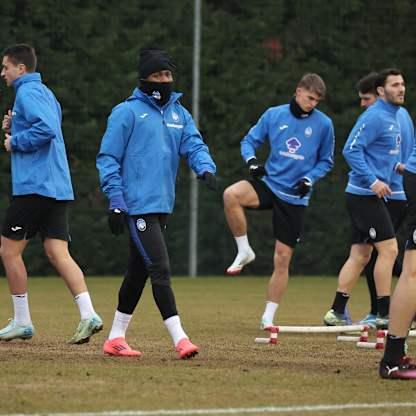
[254,338,272,344]
[276,325,366,333]
[337,335,361,342]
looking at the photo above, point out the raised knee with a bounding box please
[223,187,238,206]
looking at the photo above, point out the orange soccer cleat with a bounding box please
[175,338,199,359]
[103,337,142,357]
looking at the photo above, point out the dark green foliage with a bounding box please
[0,1,415,276]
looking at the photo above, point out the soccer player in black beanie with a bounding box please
[138,48,176,106]
[97,48,217,359]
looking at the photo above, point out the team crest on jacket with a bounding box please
[136,218,147,232]
[305,127,312,137]
[172,111,179,121]
[286,137,301,154]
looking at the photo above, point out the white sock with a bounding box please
[74,292,96,320]
[12,293,32,326]
[262,301,279,325]
[164,315,188,346]
[235,235,251,253]
[108,310,133,340]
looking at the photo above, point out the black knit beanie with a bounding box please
[138,48,176,79]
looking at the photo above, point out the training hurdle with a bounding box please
[254,324,367,345]
[355,330,385,349]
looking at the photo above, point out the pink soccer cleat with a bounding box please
[103,337,142,357]
[379,356,416,379]
[176,338,199,359]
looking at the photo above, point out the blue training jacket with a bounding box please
[388,107,414,200]
[344,98,402,196]
[240,104,335,206]
[97,88,216,215]
[10,72,74,200]
[404,134,416,174]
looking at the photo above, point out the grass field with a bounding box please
[0,275,415,416]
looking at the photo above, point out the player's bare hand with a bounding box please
[371,179,391,198]
[4,133,12,152]
[2,110,12,133]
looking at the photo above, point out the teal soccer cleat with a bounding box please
[323,309,347,326]
[0,319,35,341]
[67,314,103,344]
[358,313,377,329]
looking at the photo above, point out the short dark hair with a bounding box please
[375,68,403,89]
[356,72,378,94]
[297,73,326,98]
[2,44,37,72]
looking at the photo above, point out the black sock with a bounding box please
[383,334,406,364]
[331,291,350,315]
[377,296,390,317]
[364,252,378,315]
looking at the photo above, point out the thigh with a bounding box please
[127,214,169,269]
[387,200,407,231]
[247,179,274,210]
[346,193,395,243]
[272,197,305,248]
[1,195,54,240]
[39,201,70,242]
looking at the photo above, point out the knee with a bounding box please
[223,186,239,207]
[0,244,17,262]
[378,244,399,262]
[0,245,7,260]
[351,251,372,267]
[44,247,69,266]
[274,247,292,269]
[44,248,58,265]
[149,261,171,286]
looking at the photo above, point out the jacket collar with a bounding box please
[375,97,400,114]
[12,72,42,91]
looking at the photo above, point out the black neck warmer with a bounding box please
[139,80,173,106]
[289,96,314,118]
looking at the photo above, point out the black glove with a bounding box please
[295,178,312,198]
[247,157,267,178]
[108,209,126,235]
[108,196,127,235]
[198,172,217,191]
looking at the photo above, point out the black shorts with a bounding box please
[403,171,416,250]
[249,179,305,248]
[386,199,407,232]
[346,193,395,244]
[1,194,70,241]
